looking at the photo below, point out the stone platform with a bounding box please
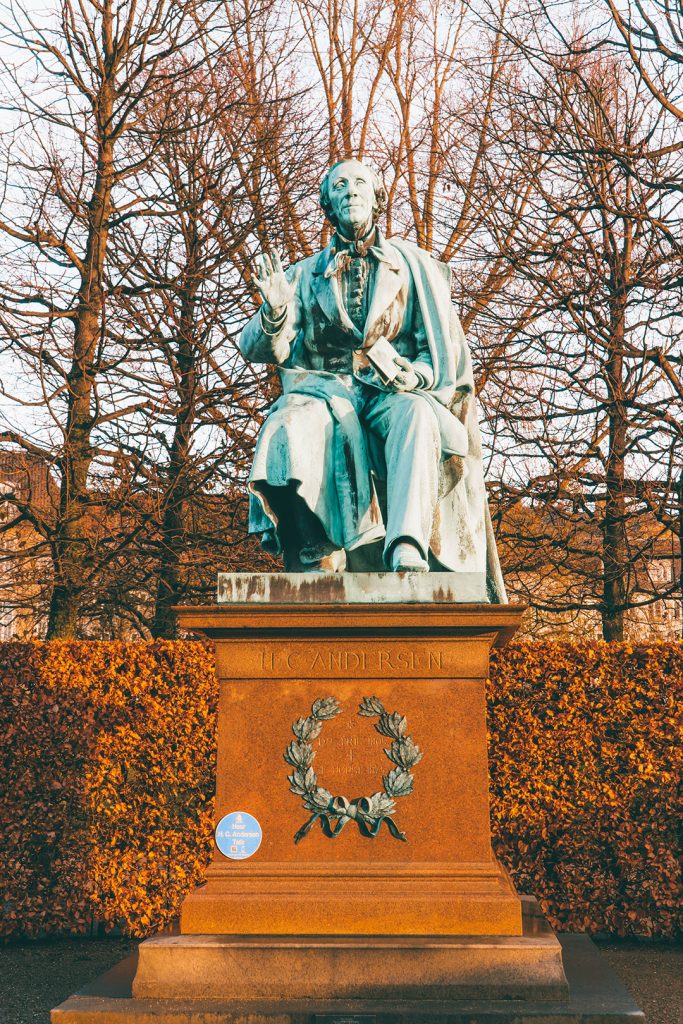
[132,901,566,1002]
[217,571,490,605]
[51,932,644,1023]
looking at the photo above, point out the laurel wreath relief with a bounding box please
[284,696,423,844]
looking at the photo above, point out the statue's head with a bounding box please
[319,159,388,237]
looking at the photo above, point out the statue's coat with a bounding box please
[240,232,506,601]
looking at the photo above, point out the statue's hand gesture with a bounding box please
[253,251,294,318]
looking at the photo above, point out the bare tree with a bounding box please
[476,44,683,639]
[1,0,678,641]
[0,0,222,636]
[108,61,282,637]
[603,0,683,123]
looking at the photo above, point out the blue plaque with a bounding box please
[215,811,262,860]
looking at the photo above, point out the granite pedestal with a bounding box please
[177,575,526,942]
[51,573,644,1022]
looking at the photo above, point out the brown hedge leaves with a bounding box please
[0,640,680,938]
[488,641,682,938]
[0,641,216,939]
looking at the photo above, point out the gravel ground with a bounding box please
[595,940,683,1024]
[0,937,138,1024]
[0,936,680,1024]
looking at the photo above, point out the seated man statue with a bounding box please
[240,159,505,599]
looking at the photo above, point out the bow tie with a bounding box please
[322,241,401,280]
[323,250,357,279]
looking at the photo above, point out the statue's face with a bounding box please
[327,160,375,236]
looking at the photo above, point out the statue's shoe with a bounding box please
[390,541,429,572]
[318,548,346,573]
[300,543,329,565]
[300,545,347,573]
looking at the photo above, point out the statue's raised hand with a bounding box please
[253,251,294,318]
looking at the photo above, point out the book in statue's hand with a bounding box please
[364,335,402,383]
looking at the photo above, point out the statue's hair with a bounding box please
[319,160,388,227]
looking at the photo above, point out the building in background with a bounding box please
[0,450,56,640]
[499,501,681,640]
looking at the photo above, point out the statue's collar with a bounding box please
[313,228,401,276]
[334,224,377,256]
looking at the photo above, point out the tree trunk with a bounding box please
[151,278,199,639]
[47,126,114,637]
[601,304,628,642]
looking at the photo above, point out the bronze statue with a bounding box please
[240,159,505,599]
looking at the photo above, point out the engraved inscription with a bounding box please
[316,733,386,778]
[261,648,442,673]
[217,638,489,680]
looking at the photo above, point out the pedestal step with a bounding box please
[51,935,644,1024]
[132,930,567,1002]
[180,862,523,937]
[216,571,490,605]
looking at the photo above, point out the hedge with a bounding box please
[0,640,680,940]
[487,641,681,938]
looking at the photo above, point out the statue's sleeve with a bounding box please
[449,307,475,399]
[239,263,304,365]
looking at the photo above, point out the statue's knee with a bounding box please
[382,400,439,457]
[401,396,439,441]
[270,397,331,429]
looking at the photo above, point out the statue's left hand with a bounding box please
[393,355,421,392]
